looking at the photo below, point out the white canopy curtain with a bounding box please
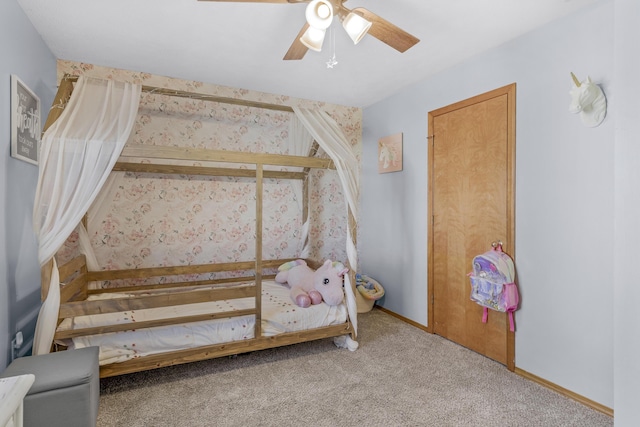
[293,107,360,338]
[80,173,123,280]
[32,76,141,355]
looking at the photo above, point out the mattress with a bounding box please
[56,280,348,365]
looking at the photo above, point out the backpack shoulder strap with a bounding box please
[482,308,516,331]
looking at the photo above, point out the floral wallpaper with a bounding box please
[55,61,361,287]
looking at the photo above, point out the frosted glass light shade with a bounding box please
[342,12,372,44]
[300,26,326,52]
[305,0,333,30]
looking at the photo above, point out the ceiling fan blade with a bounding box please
[283,22,310,60]
[352,7,419,53]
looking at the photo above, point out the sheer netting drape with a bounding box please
[293,107,359,338]
[78,172,123,289]
[287,116,314,258]
[32,76,141,355]
[83,173,124,269]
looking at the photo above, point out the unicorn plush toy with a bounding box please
[569,72,607,127]
[275,259,348,308]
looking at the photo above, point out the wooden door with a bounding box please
[427,84,516,370]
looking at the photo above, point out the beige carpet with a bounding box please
[97,309,612,426]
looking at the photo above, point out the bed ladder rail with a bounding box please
[58,285,256,318]
[55,307,257,340]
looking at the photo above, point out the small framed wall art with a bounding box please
[11,74,41,165]
[378,132,403,174]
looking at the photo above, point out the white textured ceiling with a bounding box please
[18,0,599,107]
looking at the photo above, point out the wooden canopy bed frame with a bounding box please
[39,75,358,378]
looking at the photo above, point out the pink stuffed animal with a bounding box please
[275,259,349,308]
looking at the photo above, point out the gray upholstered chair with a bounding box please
[0,346,99,427]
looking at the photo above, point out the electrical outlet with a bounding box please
[10,331,23,362]
[14,331,23,349]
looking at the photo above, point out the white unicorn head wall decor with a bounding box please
[568,72,607,127]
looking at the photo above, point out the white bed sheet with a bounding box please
[56,280,348,365]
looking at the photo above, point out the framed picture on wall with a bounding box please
[378,132,403,174]
[10,74,41,166]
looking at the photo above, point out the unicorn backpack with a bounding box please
[468,242,519,331]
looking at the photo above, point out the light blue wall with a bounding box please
[613,0,640,424]
[1,0,56,370]
[361,0,616,409]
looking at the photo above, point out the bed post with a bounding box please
[39,75,76,302]
[255,163,263,338]
[42,75,75,133]
[301,141,319,255]
[348,208,358,339]
[40,259,54,302]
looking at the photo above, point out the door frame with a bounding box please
[426,83,516,370]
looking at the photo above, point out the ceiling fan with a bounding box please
[198,0,420,60]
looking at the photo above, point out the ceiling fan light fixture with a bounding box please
[305,0,333,30]
[342,12,372,45]
[300,26,326,52]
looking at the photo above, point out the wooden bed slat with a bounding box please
[88,274,278,295]
[113,162,306,180]
[120,145,335,169]
[54,308,257,340]
[61,74,295,113]
[59,285,256,318]
[86,258,293,281]
[139,86,295,113]
[99,322,353,378]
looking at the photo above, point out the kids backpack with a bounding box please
[468,242,519,331]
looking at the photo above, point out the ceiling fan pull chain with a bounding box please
[326,24,338,69]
